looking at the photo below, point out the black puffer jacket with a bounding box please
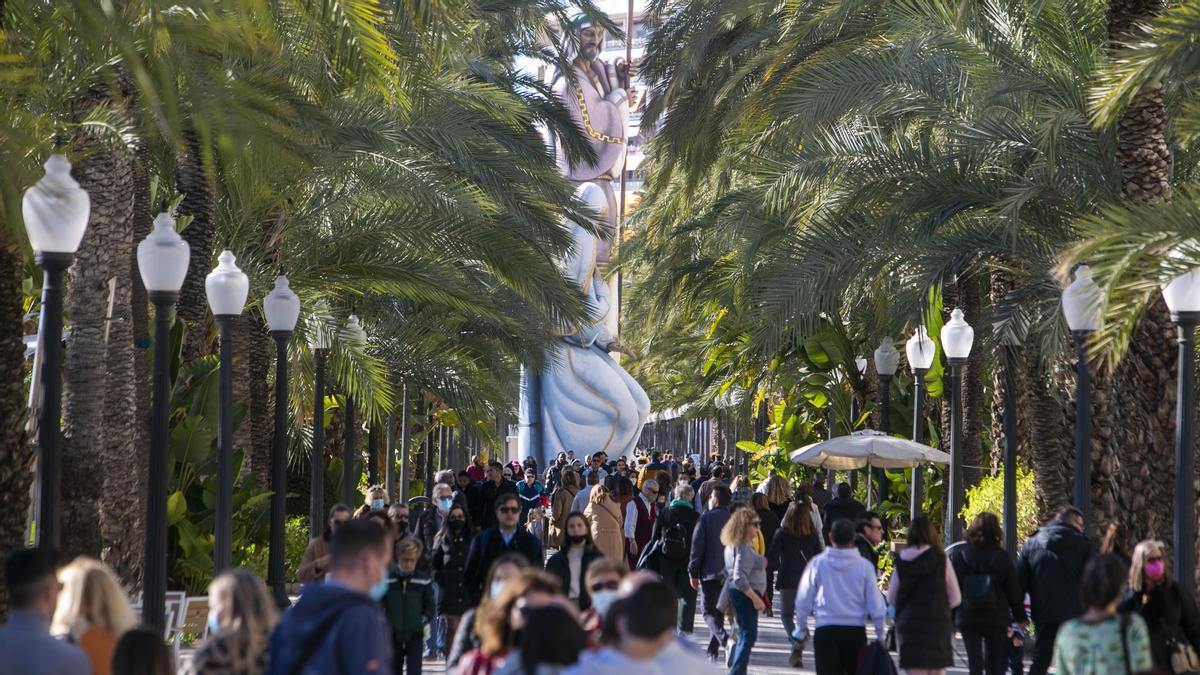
[949,542,1027,629]
[432,530,472,615]
[1119,580,1200,670]
[767,528,822,590]
[1017,521,1094,624]
[894,547,954,669]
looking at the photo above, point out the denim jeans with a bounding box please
[425,582,444,655]
[729,591,759,675]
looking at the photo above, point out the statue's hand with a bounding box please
[607,340,636,358]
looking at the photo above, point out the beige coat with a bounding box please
[546,487,578,549]
[585,497,625,560]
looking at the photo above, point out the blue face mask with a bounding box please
[206,609,221,636]
[591,590,619,617]
[369,575,390,601]
[438,497,454,512]
[372,499,385,510]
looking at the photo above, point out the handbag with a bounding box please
[1169,636,1200,674]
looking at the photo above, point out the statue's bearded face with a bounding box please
[578,26,603,62]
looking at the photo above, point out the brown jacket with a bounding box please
[297,536,329,583]
[585,497,625,560]
[546,487,578,549]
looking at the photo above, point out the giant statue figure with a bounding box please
[518,16,650,465]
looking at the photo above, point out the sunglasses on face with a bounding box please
[589,580,619,593]
[498,506,521,514]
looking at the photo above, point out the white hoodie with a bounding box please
[565,640,721,675]
[794,545,887,639]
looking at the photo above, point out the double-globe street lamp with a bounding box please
[1163,264,1200,599]
[873,338,900,505]
[905,327,936,522]
[263,275,300,607]
[1061,265,1101,530]
[941,308,975,544]
[136,213,190,629]
[205,250,249,573]
[23,155,90,550]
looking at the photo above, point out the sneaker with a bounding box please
[788,645,803,669]
[725,637,735,669]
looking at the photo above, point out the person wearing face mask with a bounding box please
[1118,540,1200,674]
[433,505,473,662]
[298,503,353,584]
[453,572,565,675]
[388,504,412,552]
[184,569,278,675]
[447,555,531,670]
[546,513,605,609]
[382,537,437,675]
[576,558,629,643]
[268,518,395,675]
[417,483,456,557]
[355,485,389,518]
[465,493,545,604]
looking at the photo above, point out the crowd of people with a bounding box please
[4,449,1200,675]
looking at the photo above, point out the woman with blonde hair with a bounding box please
[721,507,767,675]
[1117,540,1200,674]
[583,485,624,559]
[763,473,793,523]
[52,557,136,675]
[184,568,278,675]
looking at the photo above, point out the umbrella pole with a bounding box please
[866,460,874,509]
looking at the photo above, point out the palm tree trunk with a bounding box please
[175,127,217,363]
[0,244,32,618]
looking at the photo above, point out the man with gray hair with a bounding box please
[625,478,659,558]
[572,468,601,514]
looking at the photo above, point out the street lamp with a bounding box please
[205,250,249,573]
[941,308,974,544]
[1163,263,1200,599]
[1062,265,1101,531]
[307,300,333,538]
[997,324,1021,557]
[342,314,367,507]
[848,358,868,492]
[23,155,89,550]
[905,326,936,522]
[873,337,900,505]
[136,213,189,629]
[263,274,299,607]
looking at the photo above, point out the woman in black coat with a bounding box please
[545,512,604,609]
[1119,539,1200,673]
[752,492,782,613]
[887,515,957,672]
[432,504,473,650]
[768,500,823,668]
[948,512,1027,675]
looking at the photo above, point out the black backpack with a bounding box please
[661,520,689,561]
[960,549,1000,612]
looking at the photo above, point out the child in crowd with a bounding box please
[383,537,436,675]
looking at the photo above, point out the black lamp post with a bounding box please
[342,314,368,506]
[1062,265,1101,531]
[263,274,300,607]
[1000,337,1020,557]
[23,155,90,550]
[941,308,974,545]
[873,338,900,505]
[307,301,332,538]
[205,250,249,573]
[905,327,936,522]
[136,213,189,629]
[1163,266,1200,599]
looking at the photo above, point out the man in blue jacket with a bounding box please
[269,518,395,675]
[0,549,91,675]
[689,483,732,662]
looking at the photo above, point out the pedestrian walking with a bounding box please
[763,472,792,525]
[457,470,485,531]
[517,468,546,524]
[546,512,604,608]
[948,512,1028,675]
[465,493,544,602]
[547,469,581,549]
[729,475,753,506]
[1118,539,1200,673]
[887,515,960,674]
[821,483,865,542]
[854,512,884,572]
[544,452,568,494]
[722,507,768,675]
[383,537,437,675]
[690,483,733,662]
[297,504,352,583]
[584,485,626,560]
[452,572,565,675]
[493,604,587,675]
[650,483,700,633]
[268,518,395,675]
[572,471,600,515]
[51,556,137,675]
[1017,507,1094,675]
[810,471,833,512]
[526,507,546,544]
[432,504,473,663]
[184,568,277,675]
[447,554,531,670]
[0,549,91,675]
[480,462,520,531]
[624,478,659,562]
[416,482,455,555]
[1051,555,1153,675]
[752,492,781,612]
[769,500,822,668]
[697,466,727,514]
[794,518,887,675]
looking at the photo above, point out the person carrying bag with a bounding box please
[1119,541,1200,675]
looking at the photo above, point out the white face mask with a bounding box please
[591,589,619,616]
[490,579,508,599]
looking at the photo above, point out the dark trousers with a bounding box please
[1029,622,1059,675]
[961,626,1008,675]
[700,578,727,655]
[661,560,696,633]
[813,625,866,675]
[396,634,423,675]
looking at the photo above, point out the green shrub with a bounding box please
[285,515,311,583]
[959,464,1039,542]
